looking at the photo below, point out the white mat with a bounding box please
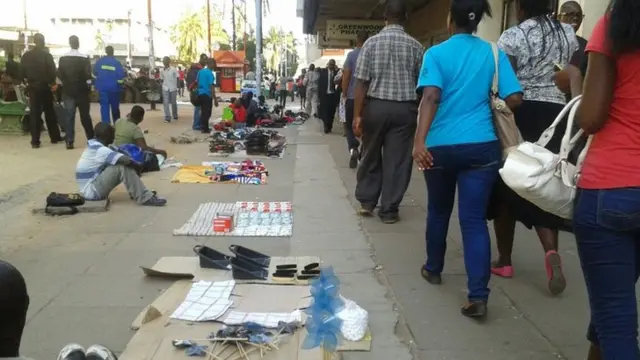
[173,202,293,237]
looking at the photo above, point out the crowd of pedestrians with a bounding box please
[343,0,640,357]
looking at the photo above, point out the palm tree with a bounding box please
[263,27,285,74]
[171,8,230,62]
[171,12,205,62]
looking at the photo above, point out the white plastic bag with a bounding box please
[336,296,368,342]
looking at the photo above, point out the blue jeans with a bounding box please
[423,140,500,301]
[192,106,201,130]
[163,90,178,121]
[99,91,120,124]
[574,188,640,359]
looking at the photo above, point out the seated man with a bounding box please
[0,260,118,360]
[76,122,167,206]
[113,105,167,158]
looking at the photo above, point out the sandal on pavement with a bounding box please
[544,250,566,295]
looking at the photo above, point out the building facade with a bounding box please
[299,0,609,50]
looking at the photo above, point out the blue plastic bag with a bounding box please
[117,144,144,164]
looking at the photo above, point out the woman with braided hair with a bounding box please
[489,0,579,295]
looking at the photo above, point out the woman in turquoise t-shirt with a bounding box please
[412,0,523,318]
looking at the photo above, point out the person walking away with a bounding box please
[573,1,640,358]
[178,66,185,97]
[186,54,207,131]
[278,75,288,108]
[20,33,63,149]
[318,60,339,133]
[196,58,219,133]
[489,0,579,295]
[303,64,319,117]
[160,56,179,123]
[352,0,424,223]
[76,122,166,206]
[57,35,94,150]
[288,77,295,102]
[94,46,125,124]
[298,69,307,109]
[414,0,523,318]
[341,30,369,169]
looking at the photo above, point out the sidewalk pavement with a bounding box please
[0,102,593,360]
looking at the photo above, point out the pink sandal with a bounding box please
[491,265,514,278]
[544,250,566,295]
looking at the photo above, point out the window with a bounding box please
[222,68,235,77]
[502,0,561,32]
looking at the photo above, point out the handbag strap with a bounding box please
[535,95,582,148]
[489,42,499,95]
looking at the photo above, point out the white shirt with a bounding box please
[160,67,179,91]
[75,139,123,200]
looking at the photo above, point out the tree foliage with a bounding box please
[170,7,230,63]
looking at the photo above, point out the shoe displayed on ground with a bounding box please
[544,250,566,295]
[57,343,86,360]
[420,267,442,285]
[349,148,359,169]
[461,301,487,319]
[86,344,118,360]
[142,196,167,207]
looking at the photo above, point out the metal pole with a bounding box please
[206,0,212,56]
[147,0,155,70]
[22,0,28,53]
[231,0,237,50]
[255,0,263,93]
[127,9,133,67]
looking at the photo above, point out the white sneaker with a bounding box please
[57,343,85,360]
[86,345,118,360]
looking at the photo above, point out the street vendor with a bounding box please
[114,105,167,158]
[76,122,166,206]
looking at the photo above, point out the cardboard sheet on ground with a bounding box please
[123,280,370,360]
[141,256,321,285]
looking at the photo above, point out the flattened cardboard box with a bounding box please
[123,280,371,360]
[140,256,322,285]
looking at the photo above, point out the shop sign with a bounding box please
[317,31,353,49]
[325,20,385,41]
[0,30,20,41]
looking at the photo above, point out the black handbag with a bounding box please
[46,192,85,207]
[142,151,160,172]
[190,89,200,106]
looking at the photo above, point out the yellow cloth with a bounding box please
[170,166,215,183]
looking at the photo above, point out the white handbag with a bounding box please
[498,95,592,220]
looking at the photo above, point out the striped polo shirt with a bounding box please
[75,139,122,200]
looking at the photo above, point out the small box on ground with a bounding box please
[213,212,234,233]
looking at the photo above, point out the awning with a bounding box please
[217,63,245,69]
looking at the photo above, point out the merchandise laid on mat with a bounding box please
[122,260,372,360]
[174,202,293,237]
[171,161,268,185]
[209,128,287,158]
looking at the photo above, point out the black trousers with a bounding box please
[344,99,360,150]
[355,99,417,218]
[199,94,213,132]
[279,90,288,108]
[29,87,62,145]
[0,260,29,358]
[320,92,339,133]
[62,92,94,143]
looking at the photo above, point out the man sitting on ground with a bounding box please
[0,259,119,360]
[113,105,167,158]
[76,122,167,206]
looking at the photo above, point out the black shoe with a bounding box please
[66,142,74,150]
[420,267,442,285]
[57,343,86,360]
[31,143,40,149]
[349,148,359,169]
[461,301,488,319]
[381,214,399,224]
[357,205,374,217]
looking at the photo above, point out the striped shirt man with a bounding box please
[75,139,122,199]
